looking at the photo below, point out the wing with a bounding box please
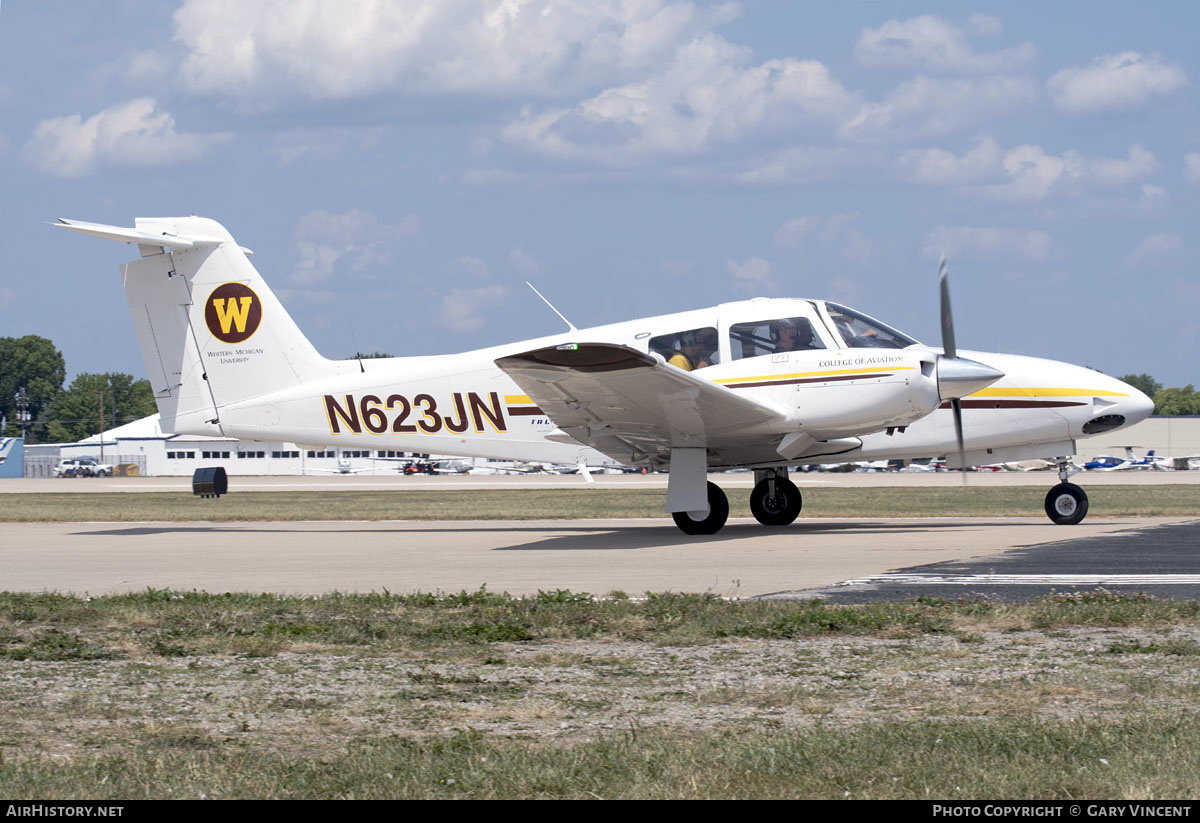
[495,343,792,465]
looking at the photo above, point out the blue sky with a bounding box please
[2,1,1197,387]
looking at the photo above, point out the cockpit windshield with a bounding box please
[825,303,919,349]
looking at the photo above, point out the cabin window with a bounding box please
[825,303,917,349]
[729,316,826,361]
[650,326,719,371]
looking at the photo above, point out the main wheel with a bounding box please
[1044,483,1088,525]
[672,482,729,535]
[750,476,802,526]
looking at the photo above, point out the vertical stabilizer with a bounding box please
[59,217,348,436]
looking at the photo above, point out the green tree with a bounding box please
[45,373,158,443]
[1153,385,1200,416]
[0,336,66,440]
[1119,373,1162,400]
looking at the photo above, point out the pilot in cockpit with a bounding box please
[669,329,718,371]
[770,318,814,352]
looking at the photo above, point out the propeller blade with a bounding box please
[951,397,967,486]
[940,256,970,483]
[939,255,956,361]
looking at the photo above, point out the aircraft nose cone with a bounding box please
[938,356,1005,401]
[1122,383,1155,425]
[1080,375,1155,435]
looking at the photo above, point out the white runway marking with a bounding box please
[838,574,1200,587]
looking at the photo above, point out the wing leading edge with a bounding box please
[495,343,793,466]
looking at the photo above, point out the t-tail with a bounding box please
[54,217,349,437]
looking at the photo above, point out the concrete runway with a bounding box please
[3,473,1197,599]
[4,515,1194,599]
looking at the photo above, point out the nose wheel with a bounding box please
[750,475,803,526]
[1044,482,1089,525]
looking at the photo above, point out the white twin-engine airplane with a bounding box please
[56,216,1154,535]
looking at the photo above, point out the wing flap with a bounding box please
[495,343,790,464]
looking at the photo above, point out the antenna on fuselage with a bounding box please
[526,282,578,333]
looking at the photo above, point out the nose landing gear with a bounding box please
[1045,460,1089,525]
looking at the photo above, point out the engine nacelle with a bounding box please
[798,351,943,438]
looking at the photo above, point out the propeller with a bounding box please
[936,256,1004,483]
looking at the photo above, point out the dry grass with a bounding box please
[3,484,1198,522]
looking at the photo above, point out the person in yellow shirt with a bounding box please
[669,329,718,371]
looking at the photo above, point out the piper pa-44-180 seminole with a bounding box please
[56,216,1154,535]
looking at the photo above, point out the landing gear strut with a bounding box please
[1045,460,1089,525]
[750,470,802,526]
[671,481,729,535]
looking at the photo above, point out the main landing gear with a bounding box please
[672,481,730,535]
[750,469,802,526]
[1044,460,1089,525]
[667,455,802,535]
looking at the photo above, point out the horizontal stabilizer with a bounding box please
[52,218,229,251]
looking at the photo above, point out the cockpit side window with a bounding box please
[650,326,719,371]
[729,316,826,361]
[825,303,918,349]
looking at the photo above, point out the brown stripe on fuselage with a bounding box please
[506,406,546,415]
[938,399,1088,409]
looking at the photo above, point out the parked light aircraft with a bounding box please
[56,217,1155,534]
[1082,447,1158,471]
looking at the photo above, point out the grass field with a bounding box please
[4,589,1200,798]
[4,486,1199,798]
[3,484,1198,521]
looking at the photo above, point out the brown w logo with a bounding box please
[204,283,262,343]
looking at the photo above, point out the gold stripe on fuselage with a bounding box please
[713,366,915,386]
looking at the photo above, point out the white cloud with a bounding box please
[22,98,230,177]
[725,256,772,292]
[855,15,1035,73]
[734,146,867,185]
[1047,52,1186,113]
[774,213,872,262]
[898,135,1001,185]
[923,226,1052,262]
[988,143,1158,202]
[271,127,392,166]
[440,284,508,332]
[774,216,822,248]
[1127,233,1183,268]
[1139,184,1168,210]
[291,209,420,284]
[966,15,1003,37]
[453,256,491,280]
[841,75,1038,142]
[504,33,856,162]
[172,0,736,99]
[509,244,541,278]
[900,138,1159,201]
[1185,153,1200,183]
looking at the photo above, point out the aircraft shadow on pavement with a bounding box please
[75,518,1056,552]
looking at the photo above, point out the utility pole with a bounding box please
[99,390,105,462]
[15,387,30,439]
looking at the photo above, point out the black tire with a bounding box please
[750,476,802,526]
[1044,483,1088,525]
[672,482,730,535]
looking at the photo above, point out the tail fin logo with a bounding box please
[204,283,262,344]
